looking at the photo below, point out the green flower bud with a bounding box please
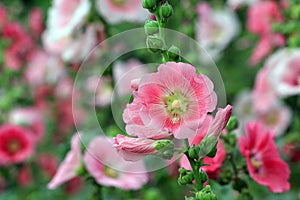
[226,116,239,132]
[144,20,159,35]
[159,2,173,21]
[188,145,200,159]
[168,45,181,61]
[155,140,174,159]
[199,170,208,183]
[146,36,164,52]
[142,0,158,11]
[195,185,217,200]
[207,141,218,158]
[178,169,194,185]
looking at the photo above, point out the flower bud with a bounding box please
[146,36,164,52]
[154,139,172,150]
[199,170,208,183]
[144,20,159,35]
[159,2,173,21]
[226,116,238,131]
[155,140,174,159]
[168,45,181,61]
[207,141,218,158]
[142,0,158,12]
[199,136,217,157]
[195,185,217,200]
[178,168,194,185]
[188,145,200,159]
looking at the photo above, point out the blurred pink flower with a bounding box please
[113,59,149,97]
[86,76,113,107]
[124,62,217,139]
[24,50,65,87]
[37,153,58,178]
[238,122,290,193]
[247,1,285,65]
[268,49,300,97]
[84,136,149,190]
[29,8,44,37]
[234,90,291,137]
[18,166,32,187]
[44,0,90,41]
[96,0,148,24]
[48,133,82,189]
[196,2,240,62]
[9,107,45,142]
[0,124,35,166]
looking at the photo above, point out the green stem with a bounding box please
[154,10,168,63]
[183,139,203,191]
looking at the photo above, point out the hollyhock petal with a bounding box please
[206,105,232,139]
[96,0,148,24]
[114,134,157,161]
[84,136,148,190]
[249,35,272,66]
[48,133,82,189]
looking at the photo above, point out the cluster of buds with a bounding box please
[273,0,300,47]
[142,0,180,61]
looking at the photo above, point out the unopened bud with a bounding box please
[195,185,217,200]
[159,2,173,21]
[144,20,159,35]
[226,116,238,131]
[142,0,158,12]
[168,45,181,61]
[146,36,164,52]
[178,168,194,185]
[188,145,200,159]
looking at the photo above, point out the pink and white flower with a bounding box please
[96,0,149,24]
[48,133,82,189]
[9,107,45,142]
[238,122,290,193]
[124,62,217,139]
[84,136,148,190]
[196,2,240,62]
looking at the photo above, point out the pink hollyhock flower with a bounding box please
[29,8,43,37]
[247,1,285,65]
[113,59,149,97]
[64,177,83,196]
[114,134,173,161]
[196,2,240,62]
[84,136,149,190]
[124,62,217,139]
[9,107,45,142]
[86,75,113,107]
[268,48,300,97]
[48,133,82,189]
[44,0,90,41]
[18,166,32,187]
[96,0,148,24]
[25,50,65,87]
[37,153,58,178]
[283,142,300,163]
[238,122,290,193]
[256,102,291,137]
[0,124,35,165]
[234,90,291,137]
[43,24,98,63]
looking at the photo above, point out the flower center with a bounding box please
[7,140,21,154]
[165,93,188,123]
[112,0,126,6]
[103,166,119,178]
[250,155,262,173]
